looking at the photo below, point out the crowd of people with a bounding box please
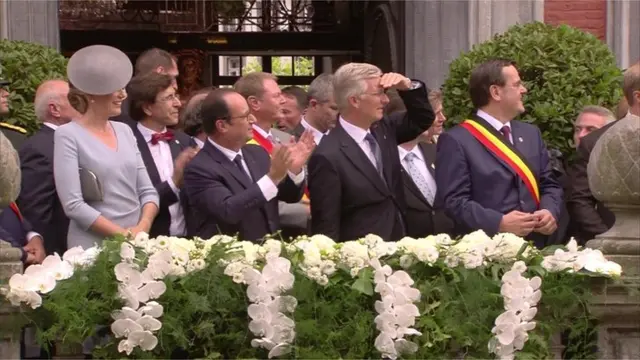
[0,45,638,273]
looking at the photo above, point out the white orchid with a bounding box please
[370,258,422,360]
[41,253,74,281]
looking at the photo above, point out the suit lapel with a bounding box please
[131,125,162,184]
[241,146,261,183]
[402,169,429,205]
[469,115,517,177]
[419,142,436,178]
[336,124,388,195]
[203,142,253,189]
[168,137,182,161]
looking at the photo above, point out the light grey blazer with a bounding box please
[53,121,159,249]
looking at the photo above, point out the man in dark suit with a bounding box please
[0,202,46,264]
[395,89,454,238]
[308,63,433,242]
[183,88,314,241]
[127,72,198,238]
[435,59,563,248]
[17,80,79,256]
[567,62,640,244]
[111,48,179,124]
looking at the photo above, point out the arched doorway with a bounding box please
[363,1,404,73]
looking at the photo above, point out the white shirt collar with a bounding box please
[207,137,241,162]
[44,122,59,130]
[398,144,424,162]
[193,137,204,149]
[137,122,167,143]
[339,116,371,144]
[252,124,272,140]
[476,110,511,132]
[301,118,326,144]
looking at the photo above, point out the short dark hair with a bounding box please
[181,87,216,136]
[127,72,174,121]
[282,86,308,109]
[201,88,237,135]
[135,48,176,75]
[469,59,517,109]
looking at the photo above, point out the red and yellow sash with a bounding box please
[247,129,310,201]
[460,119,540,206]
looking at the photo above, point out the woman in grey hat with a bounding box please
[53,45,159,249]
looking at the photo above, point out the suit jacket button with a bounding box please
[431,211,436,216]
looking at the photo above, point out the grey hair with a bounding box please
[333,62,382,110]
[578,105,616,125]
[34,87,64,122]
[308,73,335,103]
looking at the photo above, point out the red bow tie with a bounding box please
[151,130,174,145]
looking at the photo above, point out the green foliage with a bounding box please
[0,40,68,135]
[243,56,314,78]
[442,22,622,156]
[2,237,607,359]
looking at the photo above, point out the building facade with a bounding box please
[0,0,637,89]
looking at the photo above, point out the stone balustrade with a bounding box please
[0,240,23,359]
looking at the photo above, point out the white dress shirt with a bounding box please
[477,110,513,143]
[300,118,327,145]
[44,122,59,131]
[339,117,379,169]
[207,138,305,202]
[398,145,437,205]
[137,123,186,236]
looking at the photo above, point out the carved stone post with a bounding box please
[586,112,640,359]
[0,240,24,359]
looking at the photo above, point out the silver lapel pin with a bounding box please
[431,163,435,169]
[518,137,523,143]
[175,140,180,144]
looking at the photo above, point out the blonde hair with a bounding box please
[333,62,382,110]
[233,72,277,99]
[68,85,90,114]
[622,61,640,106]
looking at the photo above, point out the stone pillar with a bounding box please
[0,240,24,360]
[586,112,640,359]
[606,0,640,69]
[0,0,60,50]
[404,0,544,90]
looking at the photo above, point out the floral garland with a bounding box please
[243,244,297,358]
[489,260,541,359]
[1,231,624,360]
[370,257,422,360]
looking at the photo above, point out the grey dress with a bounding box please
[53,121,159,249]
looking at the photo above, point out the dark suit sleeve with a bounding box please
[0,225,26,262]
[536,128,563,221]
[308,152,341,240]
[183,162,267,225]
[156,181,179,208]
[16,143,55,235]
[567,138,609,237]
[386,81,434,144]
[277,176,305,204]
[435,132,504,234]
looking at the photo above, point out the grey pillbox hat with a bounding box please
[67,45,132,95]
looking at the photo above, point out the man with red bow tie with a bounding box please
[126,72,199,237]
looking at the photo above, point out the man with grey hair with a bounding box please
[573,105,615,148]
[308,63,433,242]
[301,73,338,145]
[16,80,78,256]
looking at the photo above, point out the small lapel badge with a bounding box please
[518,137,523,143]
[431,163,435,169]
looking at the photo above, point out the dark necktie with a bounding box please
[151,130,175,145]
[364,133,385,182]
[500,125,512,144]
[233,154,252,182]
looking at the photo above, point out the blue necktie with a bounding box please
[364,133,385,181]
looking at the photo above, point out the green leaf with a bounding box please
[351,268,374,295]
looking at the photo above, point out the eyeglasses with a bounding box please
[160,93,180,103]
